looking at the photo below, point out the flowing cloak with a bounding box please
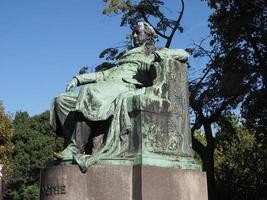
[50,44,189,170]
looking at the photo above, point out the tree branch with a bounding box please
[141,13,169,39]
[191,37,219,87]
[165,0,184,48]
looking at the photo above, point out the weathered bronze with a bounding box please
[50,22,197,171]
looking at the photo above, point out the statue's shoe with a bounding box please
[53,152,64,160]
[53,151,74,161]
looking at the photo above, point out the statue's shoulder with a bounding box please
[156,47,187,53]
[118,46,146,60]
[126,46,145,54]
[155,47,189,62]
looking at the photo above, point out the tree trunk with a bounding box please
[202,149,215,200]
[192,134,215,200]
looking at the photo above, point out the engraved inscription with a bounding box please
[41,185,66,196]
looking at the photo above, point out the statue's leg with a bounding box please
[51,92,78,144]
[59,112,92,160]
[70,112,92,154]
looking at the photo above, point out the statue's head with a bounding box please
[132,22,157,47]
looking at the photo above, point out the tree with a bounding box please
[192,2,267,198]
[214,117,266,199]
[0,101,14,193]
[189,71,242,200]
[6,111,63,200]
[188,58,246,200]
[187,0,267,198]
[205,0,267,141]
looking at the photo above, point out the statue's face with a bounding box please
[132,25,149,47]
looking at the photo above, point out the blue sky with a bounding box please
[0,0,211,116]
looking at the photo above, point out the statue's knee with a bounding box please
[54,95,65,109]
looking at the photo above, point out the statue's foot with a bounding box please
[53,152,64,160]
[53,150,75,161]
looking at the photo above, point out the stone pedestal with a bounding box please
[40,164,207,200]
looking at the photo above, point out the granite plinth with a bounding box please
[40,164,207,200]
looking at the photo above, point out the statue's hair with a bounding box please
[137,22,157,42]
[136,22,157,55]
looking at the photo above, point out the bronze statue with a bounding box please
[50,22,190,171]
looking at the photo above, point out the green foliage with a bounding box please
[99,47,120,61]
[0,101,14,188]
[19,184,39,200]
[95,62,116,72]
[6,111,63,200]
[205,0,267,139]
[193,131,207,165]
[214,117,266,198]
[9,184,39,200]
[190,1,266,197]
[102,0,131,14]
[194,130,207,147]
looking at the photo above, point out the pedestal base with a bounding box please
[40,164,207,200]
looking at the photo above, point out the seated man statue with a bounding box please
[50,22,189,170]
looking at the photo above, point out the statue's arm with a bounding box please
[66,67,114,92]
[74,71,103,85]
[74,68,113,86]
[154,48,189,62]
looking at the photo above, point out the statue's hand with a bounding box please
[66,78,78,92]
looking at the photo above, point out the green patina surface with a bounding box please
[98,156,200,170]
[50,23,200,171]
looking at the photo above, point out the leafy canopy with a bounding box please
[0,101,14,187]
[6,111,63,200]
